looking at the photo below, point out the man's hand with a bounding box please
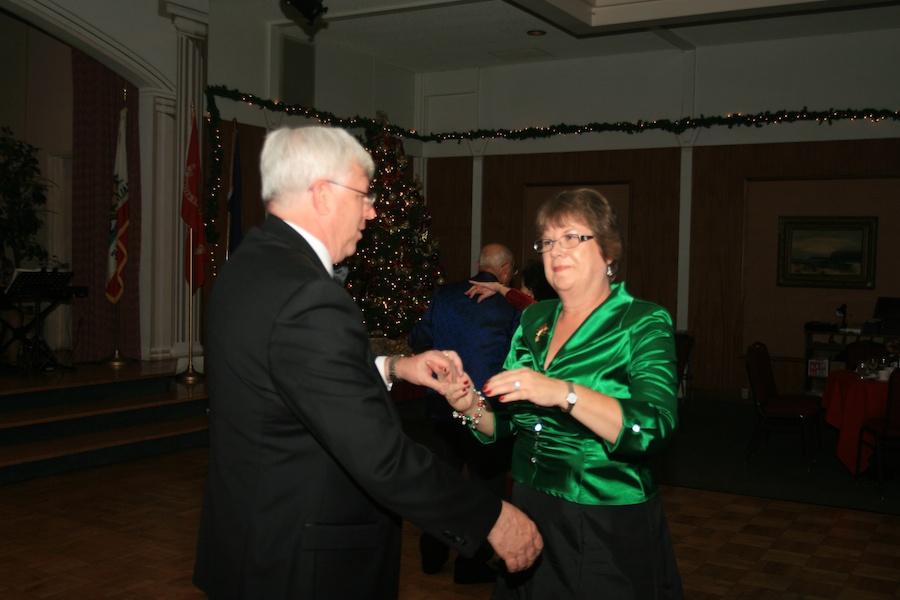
[487,500,543,573]
[394,350,464,392]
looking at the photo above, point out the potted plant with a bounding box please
[0,126,49,277]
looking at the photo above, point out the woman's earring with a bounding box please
[606,265,613,277]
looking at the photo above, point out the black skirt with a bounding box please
[493,483,684,600]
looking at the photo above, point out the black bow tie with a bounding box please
[332,266,348,285]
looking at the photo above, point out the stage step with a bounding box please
[0,414,208,468]
[0,362,209,485]
[0,388,208,430]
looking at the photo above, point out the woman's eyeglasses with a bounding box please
[533,234,594,253]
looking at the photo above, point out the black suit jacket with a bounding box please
[193,215,501,599]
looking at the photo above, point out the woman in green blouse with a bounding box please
[446,188,683,598]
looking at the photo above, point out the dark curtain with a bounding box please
[71,50,142,362]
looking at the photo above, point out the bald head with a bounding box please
[478,243,515,285]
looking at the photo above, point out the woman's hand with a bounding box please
[442,371,474,411]
[483,368,567,410]
[445,372,496,436]
[465,280,506,303]
[485,368,624,442]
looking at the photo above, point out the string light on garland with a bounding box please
[202,85,900,274]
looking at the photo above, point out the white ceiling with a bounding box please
[263,0,900,72]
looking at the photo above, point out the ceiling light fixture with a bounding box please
[281,0,328,25]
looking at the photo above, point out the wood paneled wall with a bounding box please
[201,121,265,326]
[420,156,473,284]
[691,139,900,399]
[426,148,682,312]
[425,139,900,402]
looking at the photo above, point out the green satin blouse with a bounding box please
[480,282,678,506]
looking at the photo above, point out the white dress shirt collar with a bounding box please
[281,219,334,276]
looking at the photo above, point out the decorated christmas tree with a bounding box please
[341,121,443,339]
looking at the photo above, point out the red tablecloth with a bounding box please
[821,369,889,473]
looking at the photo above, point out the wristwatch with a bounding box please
[561,381,577,413]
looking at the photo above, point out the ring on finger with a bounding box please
[514,380,521,391]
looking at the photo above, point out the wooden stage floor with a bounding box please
[0,359,182,397]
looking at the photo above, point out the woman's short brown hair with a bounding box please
[535,188,623,278]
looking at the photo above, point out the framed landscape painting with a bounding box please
[776,216,877,288]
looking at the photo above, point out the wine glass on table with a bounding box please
[866,356,879,379]
[857,360,869,379]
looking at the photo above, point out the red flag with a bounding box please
[106,107,129,303]
[181,109,206,293]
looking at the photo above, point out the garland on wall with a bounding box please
[202,84,900,256]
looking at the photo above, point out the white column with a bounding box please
[676,142,695,331]
[41,154,72,353]
[164,1,208,361]
[675,48,697,332]
[470,157,484,270]
[468,139,488,271]
[141,92,179,360]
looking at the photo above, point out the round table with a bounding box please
[821,369,889,474]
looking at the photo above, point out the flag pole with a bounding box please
[106,303,129,367]
[177,226,203,385]
[106,88,130,368]
[176,103,204,385]
[106,186,128,367]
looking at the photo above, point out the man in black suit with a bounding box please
[193,125,542,600]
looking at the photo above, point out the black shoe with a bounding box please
[419,534,449,574]
[453,558,497,584]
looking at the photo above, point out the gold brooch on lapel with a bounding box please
[535,323,549,343]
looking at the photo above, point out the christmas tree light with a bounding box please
[340,124,443,338]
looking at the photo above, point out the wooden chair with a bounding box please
[745,342,822,466]
[844,340,887,369]
[855,367,900,499]
[674,331,694,403]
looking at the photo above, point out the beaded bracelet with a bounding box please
[452,390,485,429]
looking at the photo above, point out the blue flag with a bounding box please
[227,128,243,255]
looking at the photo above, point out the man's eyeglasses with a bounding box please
[533,234,595,253]
[327,180,377,208]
